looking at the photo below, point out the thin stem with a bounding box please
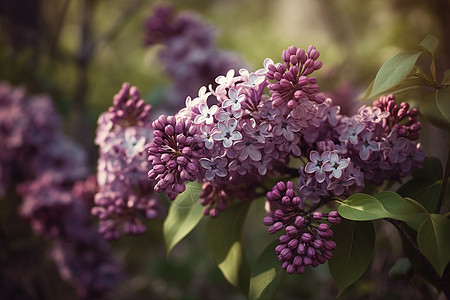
[412,72,435,87]
[386,219,450,298]
[49,0,71,58]
[431,55,438,88]
[436,139,450,214]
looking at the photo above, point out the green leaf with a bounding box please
[417,214,450,276]
[398,177,442,213]
[436,86,450,122]
[329,219,375,296]
[398,157,445,213]
[388,257,412,280]
[419,34,439,55]
[413,157,443,180]
[249,240,287,300]
[375,192,428,230]
[443,69,450,86]
[370,51,422,97]
[338,193,391,221]
[420,88,450,132]
[207,202,251,294]
[362,75,428,100]
[163,182,204,256]
[339,192,428,230]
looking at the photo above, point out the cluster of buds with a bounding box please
[264,181,340,274]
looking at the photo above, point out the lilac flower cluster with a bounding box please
[144,4,245,110]
[146,44,425,273]
[264,181,340,274]
[92,83,162,239]
[0,82,122,298]
[19,175,122,299]
[0,82,85,193]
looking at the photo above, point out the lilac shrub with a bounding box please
[92,83,162,239]
[146,44,426,274]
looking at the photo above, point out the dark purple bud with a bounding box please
[318,223,329,231]
[303,256,312,266]
[274,209,284,219]
[286,181,294,189]
[275,244,287,254]
[294,216,305,227]
[279,234,291,244]
[312,212,322,220]
[276,181,286,192]
[301,233,312,242]
[293,255,303,266]
[286,225,298,236]
[313,239,323,249]
[324,240,336,250]
[286,264,296,274]
[306,247,316,258]
[288,238,299,249]
[298,76,308,86]
[292,196,301,206]
[280,248,293,261]
[297,243,305,255]
[263,216,274,226]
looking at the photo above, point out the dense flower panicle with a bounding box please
[373,94,421,140]
[18,174,123,298]
[93,83,162,239]
[148,115,202,200]
[0,82,71,194]
[92,184,161,239]
[265,181,340,274]
[18,175,76,238]
[30,135,89,184]
[108,82,153,128]
[266,45,324,107]
[144,4,245,110]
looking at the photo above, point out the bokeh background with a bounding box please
[0,0,449,299]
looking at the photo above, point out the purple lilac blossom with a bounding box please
[144,4,246,111]
[264,181,340,274]
[0,82,122,298]
[148,45,425,220]
[92,83,162,239]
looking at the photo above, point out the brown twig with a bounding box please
[436,139,450,214]
[386,218,450,298]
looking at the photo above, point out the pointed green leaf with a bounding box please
[375,192,428,230]
[436,86,450,123]
[338,193,391,221]
[163,182,204,256]
[207,202,251,294]
[361,79,375,100]
[398,178,442,213]
[420,90,450,132]
[419,34,439,55]
[443,69,450,86]
[370,51,422,97]
[413,157,443,180]
[417,214,450,276]
[329,219,375,296]
[249,240,287,300]
[362,75,428,100]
